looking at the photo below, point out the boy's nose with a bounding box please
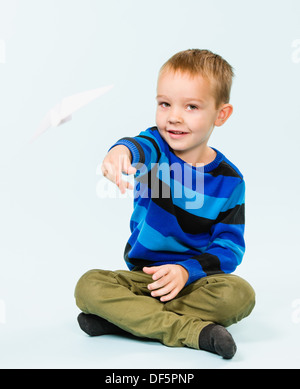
[168,109,183,124]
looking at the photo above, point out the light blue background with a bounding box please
[1,0,300,368]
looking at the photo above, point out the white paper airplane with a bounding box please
[31,84,114,142]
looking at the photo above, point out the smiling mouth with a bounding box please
[167,130,188,135]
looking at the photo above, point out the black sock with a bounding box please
[77,313,127,337]
[199,323,237,359]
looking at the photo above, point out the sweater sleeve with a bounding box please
[178,180,246,285]
[108,127,161,171]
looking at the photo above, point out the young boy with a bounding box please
[75,49,255,359]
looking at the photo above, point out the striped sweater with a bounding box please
[111,127,245,285]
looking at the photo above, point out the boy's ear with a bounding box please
[214,104,233,127]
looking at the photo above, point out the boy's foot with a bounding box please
[77,313,127,337]
[199,323,237,359]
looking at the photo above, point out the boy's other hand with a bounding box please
[101,145,136,194]
[143,265,189,302]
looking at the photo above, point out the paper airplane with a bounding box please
[31,84,114,142]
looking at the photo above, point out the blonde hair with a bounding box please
[160,49,234,108]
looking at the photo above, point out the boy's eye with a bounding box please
[187,105,198,110]
[159,102,170,108]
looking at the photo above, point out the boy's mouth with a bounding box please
[167,129,189,139]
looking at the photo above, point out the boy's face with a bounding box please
[156,70,231,164]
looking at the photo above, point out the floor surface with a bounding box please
[1,270,299,369]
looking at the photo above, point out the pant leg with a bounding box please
[166,273,256,328]
[74,269,205,349]
[75,270,255,349]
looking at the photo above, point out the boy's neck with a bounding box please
[173,145,216,167]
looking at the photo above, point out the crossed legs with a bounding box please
[75,269,255,358]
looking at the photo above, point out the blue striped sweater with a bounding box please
[112,127,245,285]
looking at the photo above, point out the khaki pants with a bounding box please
[75,269,255,350]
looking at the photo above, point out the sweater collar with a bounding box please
[169,146,224,173]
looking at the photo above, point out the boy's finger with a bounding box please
[114,156,133,194]
[126,165,137,175]
[160,288,178,302]
[102,162,116,183]
[148,276,168,291]
[121,178,134,192]
[121,156,136,175]
[143,266,158,274]
[150,266,169,281]
[126,180,134,191]
[143,266,170,281]
[116,172,126,194]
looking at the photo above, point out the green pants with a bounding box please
[75,269,255,349]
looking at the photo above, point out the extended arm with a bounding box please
[101,145,137,194]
